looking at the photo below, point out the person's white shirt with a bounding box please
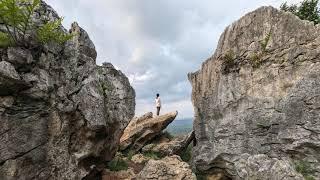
[155,97,161,107]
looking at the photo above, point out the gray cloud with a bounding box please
[46,0,301,119]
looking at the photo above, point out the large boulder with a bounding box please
[188,6,320,179]
[120,111,178,152]
[0,1,135,179]
[142,131,195,156]
[137,155,196,180]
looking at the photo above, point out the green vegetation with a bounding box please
[0,32,12,47]
[97,67,104,75]
[143,151,162,160]
[281,0,320,24]
[249,31,272,68]
[294,160,315,180]
[221,50,237,74]
[0,0,73,47]
[37,18,73,44]
[107,157,128,172]
[259,31,272,53]
[180,144,192,162]
[99,80,114,96]
[305,176,316,180]
[249,52,263,68]
[125,150,135,161]
[102,81,113,92]
[223,50,236,64]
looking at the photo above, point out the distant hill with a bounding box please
[165,118,193,136]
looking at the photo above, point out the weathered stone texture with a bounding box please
[189,6,320,179]
[120,111,178,152]
[142,131,195,156]
[137,155,196,180]
[0,1,135,180]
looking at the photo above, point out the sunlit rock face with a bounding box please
[137,155,197,180]
[0,1,135,179]
[120,111,178,152]
[189,6,320,179]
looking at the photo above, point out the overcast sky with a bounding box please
[46,0,301,119]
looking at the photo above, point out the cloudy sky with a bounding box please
[46,0,301,119]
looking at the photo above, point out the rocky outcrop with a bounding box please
[0,1,135,179]
[142,131,195,156]
[102,154,195,180]
[131,153,150,165]
[188,6,320,179]
[235,154,303,180]
[120,111,178,152]
[0,61,28,95]
[102,168,136,180]
[137,155,196,180]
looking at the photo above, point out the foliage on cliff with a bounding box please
[281,0,320,24]
[0,0,72,47]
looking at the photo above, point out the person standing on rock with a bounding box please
[155,93,161,116]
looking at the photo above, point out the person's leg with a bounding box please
[157,107,160,116]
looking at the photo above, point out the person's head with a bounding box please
[156,93,160,98]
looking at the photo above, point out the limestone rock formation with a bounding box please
[137,155,196,180]
[131,153,149,164]
[0,1,135,179]
[102,154,195,180]
[235,154,303,180]
[188,6,320,179]
[142,131,195,156]
[120,111,178,152]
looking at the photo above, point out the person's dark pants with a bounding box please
[156,107,161,116]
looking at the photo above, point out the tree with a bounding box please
[280,0,320,24]
[0,0,73,48]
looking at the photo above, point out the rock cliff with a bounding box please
[0,1,135,179]
[189,6,320,179]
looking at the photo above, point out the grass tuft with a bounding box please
[295,160,315,180]
[126,150,135,161]
[143,151,162,160]
[107,157,128,172]
[221,50,238,74]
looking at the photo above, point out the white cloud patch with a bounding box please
[46,0,302,119]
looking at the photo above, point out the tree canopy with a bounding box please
[0,0,73,48]
[281,0,320,24]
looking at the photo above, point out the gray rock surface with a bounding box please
[142,131,195,156]
[137,155,196,180]
[7,47,34,66]
[0,61,28,95]
[0,1,135,180]
[120,111,178,152]
[188,6,320,179]
[235,154,303,180]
